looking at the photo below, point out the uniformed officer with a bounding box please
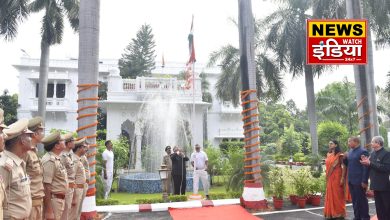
[41,132,68,220]
[80,142,90,214]
[70,138,88,220]
[1,118,33,219]
[25,117,45,220]
[0,108,8,219]
[60,132,76,220]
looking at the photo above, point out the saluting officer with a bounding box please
[0,118,33,220]
[60,132,76,220]
[25,117,45,220]
[0,108,8,219]
[42,132,68,220]
[70,138,88,219]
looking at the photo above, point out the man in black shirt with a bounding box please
[361,136,390,220]
[170,146,189,195]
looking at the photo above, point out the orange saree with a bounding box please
[324,152,346,219]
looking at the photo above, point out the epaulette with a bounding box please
[50,154,58,162]
[3,157,13,172]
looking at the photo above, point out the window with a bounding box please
[35,83,65,98]
[56,84,65,98]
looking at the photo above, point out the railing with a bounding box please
[123,79,136,91]
[218,128,244,137]
[122,77,200,94]
[31,98,69,110]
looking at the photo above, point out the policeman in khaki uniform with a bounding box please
[0,118,33,220]
[25,117,45,220]
[60,133,76,220]
[80,143,90,213]
[70,138,88,220]
[0,108,8,219]
[41,132,68,220]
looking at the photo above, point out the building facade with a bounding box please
[15,57,243,152]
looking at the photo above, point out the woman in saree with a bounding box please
[324,140,346,219]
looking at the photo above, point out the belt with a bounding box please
[76,184,85,188]
[32,198,43,206]
[52,193,66,200]
[69,182,76,188]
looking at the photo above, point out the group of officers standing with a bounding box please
[0,108,91,220]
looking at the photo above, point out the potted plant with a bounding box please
[283,168,297,205]
[270,168,285,210]
[308,177,322,206]
[292,168,311,208]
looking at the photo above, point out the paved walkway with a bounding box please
[99,199,377,220]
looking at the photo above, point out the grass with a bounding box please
[109,185,229,205]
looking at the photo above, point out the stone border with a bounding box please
[96,199,240,213]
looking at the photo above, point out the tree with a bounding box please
[29,0,79,122]
[0,0,29,40]
[317,121,348,156]
[280,125,302,156]
[316,79,358,135]
[0,90,18,125]
[385,73,390,98]
[77,0,99,217]
[258,102,295,144]
[262,0,331,155]
[377,86,390,125]
[200,73,212,103]
[207,19,284,107]
[118,24,156,79]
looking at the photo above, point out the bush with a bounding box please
[318,121,348,156]
[96,199,119,206]
[219,141,244,154]
[136,198,165,204]
[228,191,242,198]
[208,193,227,200]
[293,153,307,162]
[168,195,188,202]
[95,175,105,199]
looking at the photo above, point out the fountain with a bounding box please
[118,88,202,193]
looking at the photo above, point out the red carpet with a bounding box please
[169,205,260,220]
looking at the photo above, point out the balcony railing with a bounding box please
[218,128,244,138]
[122,78,199,92]
[31,98,69,111]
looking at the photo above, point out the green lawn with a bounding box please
[110,185,229,205]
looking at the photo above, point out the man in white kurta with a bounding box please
[102,140,114,199]
[190,144,209,199]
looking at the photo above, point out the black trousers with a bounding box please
[349,183,370,220]
[374,190,390,220]
[172,174,186,195]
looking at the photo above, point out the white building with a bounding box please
[15,57,244,152]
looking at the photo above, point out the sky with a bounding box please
[0,0,390,109]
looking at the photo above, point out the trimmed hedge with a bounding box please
[96,199,120,206]
[136,198,164,204]
[168,195,188,202]
[208,193,227,200]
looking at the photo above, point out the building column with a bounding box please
[53,80,57,98]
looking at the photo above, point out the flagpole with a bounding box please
[192,62,195,149]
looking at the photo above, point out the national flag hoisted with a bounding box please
[184,15,196,89]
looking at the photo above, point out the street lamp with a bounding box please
[158,164,169,202]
